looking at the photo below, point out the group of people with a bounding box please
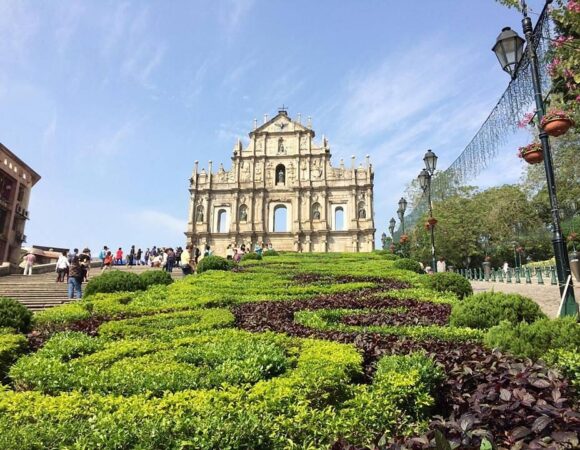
[226,242,273,263]
[422,257,447,274]
[99,245,201,273]
[54,248,92,299]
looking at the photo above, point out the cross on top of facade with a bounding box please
[278,105,288,114]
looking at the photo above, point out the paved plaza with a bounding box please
[471,280,580,318]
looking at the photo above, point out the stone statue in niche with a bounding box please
[217,164,226,182]
[312,159,322,179]
[300,136,308,150]
[312,203,321,220]
[239,205,248,222]
[277,168,285,184]
[278,138,285,154]
[358,207,366,219]
[196,205,204,223]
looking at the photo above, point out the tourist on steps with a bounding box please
[22,251,36,276]
[56,251,69,282]
[68,256,83,299]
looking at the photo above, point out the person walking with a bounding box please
[68,256,83,299]
[22,251,36,276]
[181,245,192,276]
[56,251,69,282]
[136,248,143,266]
[436,257,446,273]
[165,248,176,272]
[102,251,113,271]
[115,248,123,265]
[98,246,108,264]
[204,245,212,257]
[128,245,135,266]
[79,248,91,282]
[144,248,150,266]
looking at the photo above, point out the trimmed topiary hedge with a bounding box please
[263,250,279,257]
[393,258,423,274]
[84,271,145,297]
[0,297,32,333]
[241,253,262,261]
[449,292,546,329]
[139,270,174,288]
[424,272,472,299]
[485,317,580,360]
[196,256,233,274]
[0,331,27,380]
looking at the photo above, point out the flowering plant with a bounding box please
[541,108,573,127]
[399,234,409,244]
[517,111,536,129]
[517,142,542,159]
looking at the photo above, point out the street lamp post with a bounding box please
[418,149,438,272]
[492,0,577,317]
[389,217,396,238]
[397,197,407,234]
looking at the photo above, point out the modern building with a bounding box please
[0,143,41,268]
[185,108,375,255]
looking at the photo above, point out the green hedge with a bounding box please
[241,252,262,261]
[263,250,279,257]
[449,292,546,329]
[393,258,423,274]
[97,309,234,340]
[0,341,443,449]
[10,329,288,396]
[0,297,32,333]
[0,331,27,380]
[139,270,173,288]
[544,349,580,392]
[196,256,233,274]
[84,271,145,296]
[424,272,473,299]
[485,317,580,360]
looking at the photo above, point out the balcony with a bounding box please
[15,204,29,220]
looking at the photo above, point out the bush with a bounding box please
[139,270,174,288]
[85,271,145,297]
[485,317,580,360]
[544,349,580,392]
[263,250,279,257]
[424,272,472,299]
[0,297,32,333]
[393,258,423,274]
[241,252,262,261]
[33,302,92,333]
[449,292,546,329]
[0,331,27,380]
[196,256,233,274]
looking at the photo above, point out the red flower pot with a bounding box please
[543,118,573,137]
[522,149,544,164]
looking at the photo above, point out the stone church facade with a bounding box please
[185,109,375,255]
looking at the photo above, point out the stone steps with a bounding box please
[0,267,185,312]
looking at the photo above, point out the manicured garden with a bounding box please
[0,252,578,449]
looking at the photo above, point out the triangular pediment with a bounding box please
[250,111,314,137]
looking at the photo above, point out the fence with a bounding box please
[455,265,558,285]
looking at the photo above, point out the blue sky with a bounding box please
[0,0,543,253]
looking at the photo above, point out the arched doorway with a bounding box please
[217,209,228,233]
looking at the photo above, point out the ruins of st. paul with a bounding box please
[186,108,375,254]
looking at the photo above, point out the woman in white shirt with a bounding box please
[56,251,70,283]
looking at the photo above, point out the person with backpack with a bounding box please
[98,246,108,264]
[68,256,83,299]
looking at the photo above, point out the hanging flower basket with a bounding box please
[541,109,574,137]
[399,234,409,244]
[424,222,431,231]
[518,142,544,165]
[427,217,438,226]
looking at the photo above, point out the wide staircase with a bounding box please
[0,272,69,312]
[0,265,184,312]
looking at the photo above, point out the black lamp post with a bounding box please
[418,149,438,272]
[492,0,577,317]
[381,232,388,250]
[389,217,396,238]
[397,197,407,234]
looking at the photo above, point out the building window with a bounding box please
[0,174,14,203]
[275,164,285,185]
[273,205,287,232]
[311,202,321,221]
[17,186,25,203]
[0,209,6,235]
[217,209,228,233]
[334,207,345,231]
[238,204,248,222]
[358,201,366,219]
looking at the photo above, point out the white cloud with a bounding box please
[219,0,256,38]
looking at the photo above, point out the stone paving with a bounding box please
[471,280,580,318]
